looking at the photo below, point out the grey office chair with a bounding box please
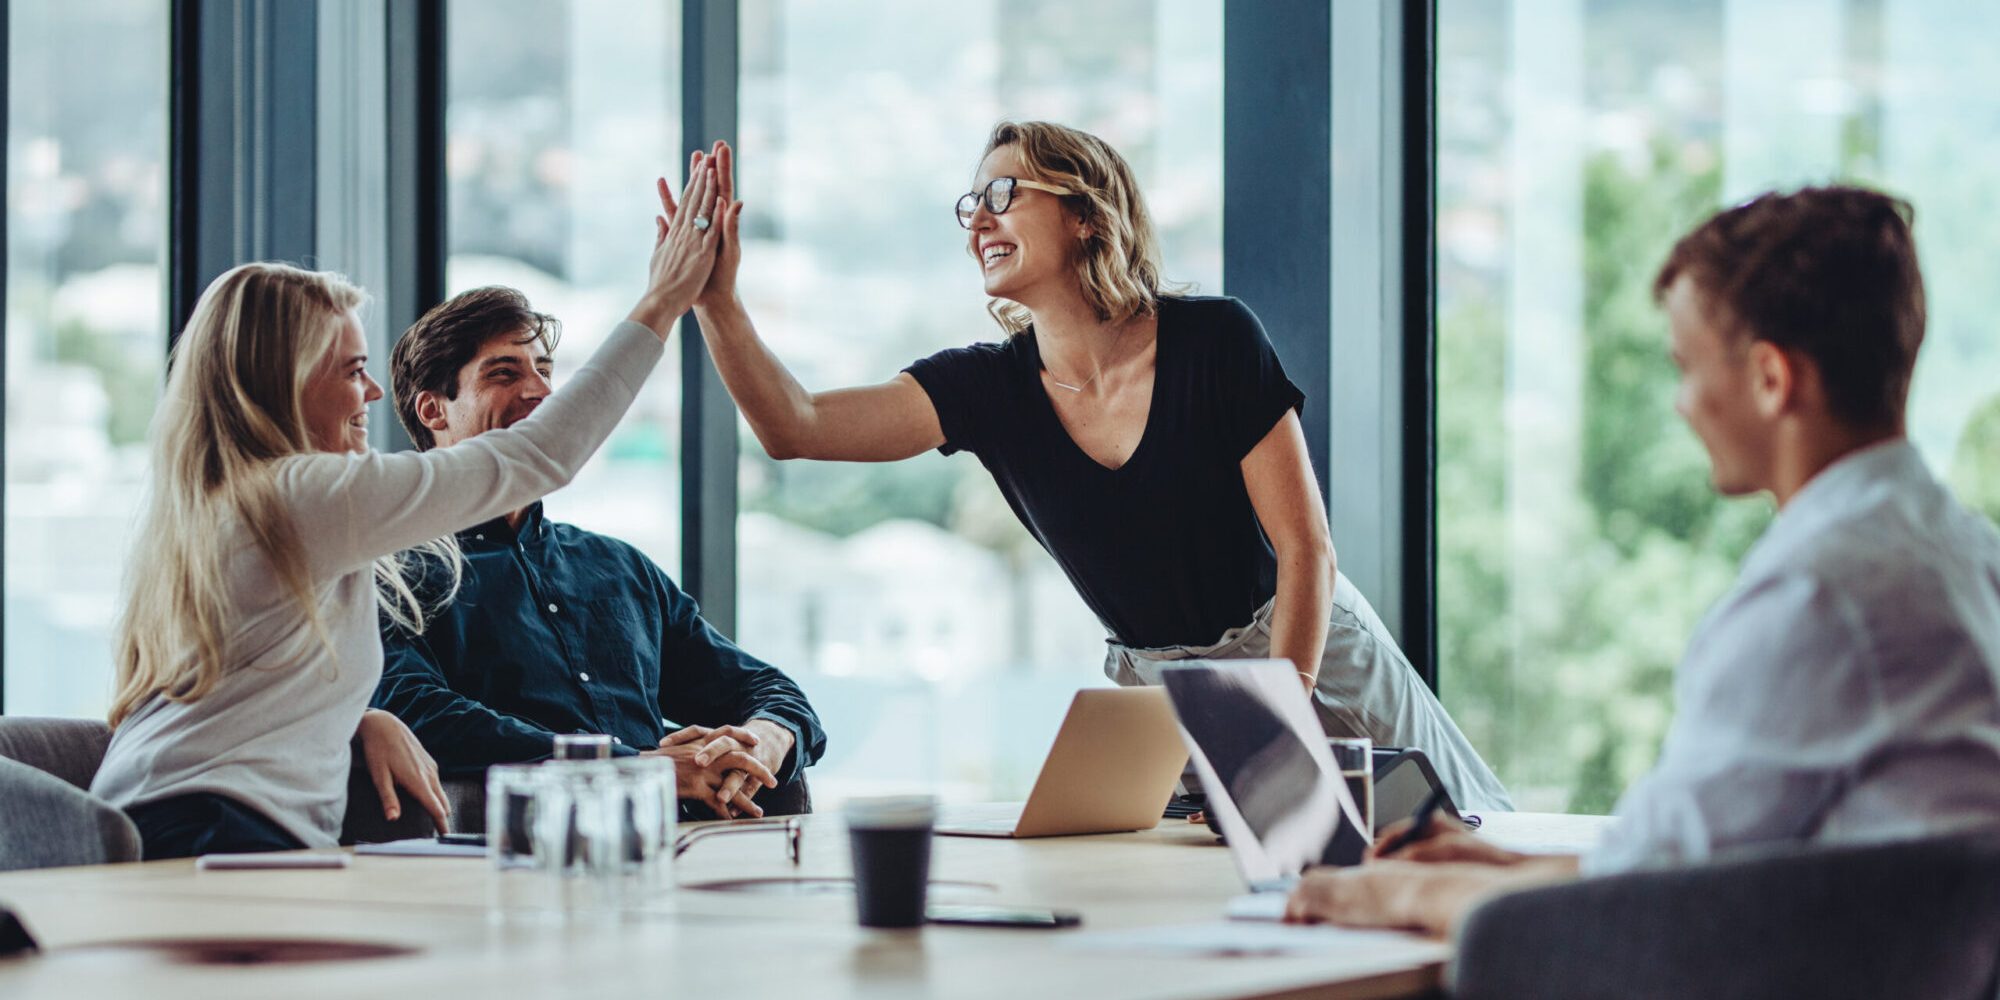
[0,715,457,857]
[1448,831,2000,1000]
[0,717,141,871]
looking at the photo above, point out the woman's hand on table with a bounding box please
[355,708,451,832]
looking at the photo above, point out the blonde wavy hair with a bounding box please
[109,263,458,728]
[976,120,1176,333]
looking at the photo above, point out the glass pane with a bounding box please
[5,0,168,717]
[445,0,682,567]
[736,0,1224,805]
[1436,0,2000,811]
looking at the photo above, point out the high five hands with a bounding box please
[657,140,745,310]
[627,148,726,336]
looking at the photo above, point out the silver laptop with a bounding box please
[935,687,1189,838]
[1157,659,1367,905]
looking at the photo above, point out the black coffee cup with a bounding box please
[844,796,937,928]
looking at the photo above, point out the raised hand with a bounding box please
[626,152,724,337]
[660,140,745,310]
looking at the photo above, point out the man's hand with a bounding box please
[1284,861,1460,934]
[645,724,779,819]
[354,709,451,832]
[713,719,795,818]
[1370,816,1525,866]
[1286,856,1581,937]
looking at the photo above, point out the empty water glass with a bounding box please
[535,761,619,915]
[485,763,558,919]
[607,757,678,910]
[486,762,547,870]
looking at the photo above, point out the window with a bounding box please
[735,0,1223,803]
[1436,0,2000,811]
[4,0,168,717]
[444,0,683,566]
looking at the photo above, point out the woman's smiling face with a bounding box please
[301,310,383,454]
[966,144,1082,305]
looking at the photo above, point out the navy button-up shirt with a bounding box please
[373,502,825,783]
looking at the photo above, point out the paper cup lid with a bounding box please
[843,795,937,829]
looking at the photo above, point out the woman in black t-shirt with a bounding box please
[667,123,1510,811]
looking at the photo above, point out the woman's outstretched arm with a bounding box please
[675,141,945,463]
[286,160,724,577]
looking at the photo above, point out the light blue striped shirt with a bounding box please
[1587,439,2000,874]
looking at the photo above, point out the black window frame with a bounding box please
[0,0,1441,714]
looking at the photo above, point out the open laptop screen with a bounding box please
[1159,659,1366,887]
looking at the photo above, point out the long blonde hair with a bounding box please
[977,121,1175,333]
[109,263,458,727]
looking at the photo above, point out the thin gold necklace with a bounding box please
[1044,325,1130,393]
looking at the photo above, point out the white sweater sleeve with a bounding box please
[277,320,664,578]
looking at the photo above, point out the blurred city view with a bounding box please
[5,0,165,718]
[7,0,1998,812]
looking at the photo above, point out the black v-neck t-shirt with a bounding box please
[904,295,1305,648]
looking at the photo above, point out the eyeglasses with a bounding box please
[673,816,804,865]
[955,176,1075,229]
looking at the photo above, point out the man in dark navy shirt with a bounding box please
[373,287,825,819]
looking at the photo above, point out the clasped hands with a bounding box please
[643,719,793,820]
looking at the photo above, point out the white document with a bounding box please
[196,852,351,870]
[1224,891,1290,922]
[1062,921,1422,957]
[352,838,486,858]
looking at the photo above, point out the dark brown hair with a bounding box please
[390,286,560,450]
[1654,185,1926,430]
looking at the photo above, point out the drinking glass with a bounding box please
[552,733,613,761]
[487,763,547,870]
[606,756,678,910]
[536,761,620,916]
[1327,737,1374,837]
[486,763,560,919]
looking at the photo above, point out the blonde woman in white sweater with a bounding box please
[92,157,725,859]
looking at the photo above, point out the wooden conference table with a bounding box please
[0,809,1608,1000]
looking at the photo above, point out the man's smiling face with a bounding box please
[419,329,556,449]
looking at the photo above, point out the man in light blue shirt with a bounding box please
[1285,186,2000,934]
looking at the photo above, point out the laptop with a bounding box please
[935,687,1189,838]
[1155,659,1368,913]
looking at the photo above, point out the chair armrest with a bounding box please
[0,757,141,870]
[0,717,114,790]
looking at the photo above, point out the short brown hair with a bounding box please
[1654,185,1926,430]
[390,286,560,450]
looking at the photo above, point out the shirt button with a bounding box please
[474,533,484,541]
[579,672,591,683]
[547,603,559,614]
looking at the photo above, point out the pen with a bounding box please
[1375,787,1446,858]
